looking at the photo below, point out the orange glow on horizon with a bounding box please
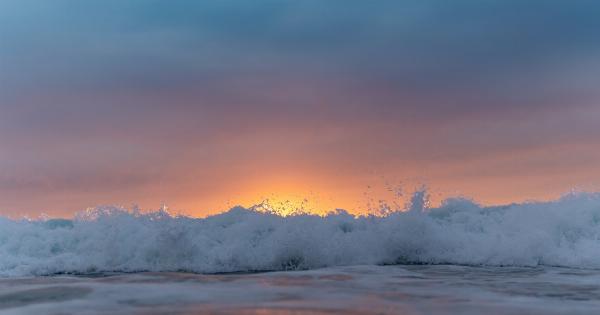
[2,140,599,219]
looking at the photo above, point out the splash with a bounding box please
[1,191,600,276]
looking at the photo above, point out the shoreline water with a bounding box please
[2,264,600,315]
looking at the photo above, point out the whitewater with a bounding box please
[2,191,600,277]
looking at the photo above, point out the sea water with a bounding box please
[1,265,600,314]
[2,192,600,313]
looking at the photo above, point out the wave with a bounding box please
[2,191,600,276]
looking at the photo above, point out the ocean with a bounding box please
[2,265,600,314]
[2,192,600,314]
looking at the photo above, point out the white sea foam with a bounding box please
[2,191,600,277]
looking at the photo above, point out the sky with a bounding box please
[1,0,600,217]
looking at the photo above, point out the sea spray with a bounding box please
[2,191,600,276]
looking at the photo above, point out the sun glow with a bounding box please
[248,198,311,217]
[235,187,336,217]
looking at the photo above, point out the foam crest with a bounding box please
[2,192,600,276]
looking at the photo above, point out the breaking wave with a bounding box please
[2,191,600,277]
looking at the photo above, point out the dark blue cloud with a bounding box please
[1,1,597,123]
[2,0,599,127]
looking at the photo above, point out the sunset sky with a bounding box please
[1,0,600,217]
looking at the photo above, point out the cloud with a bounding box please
[1,0,600,214]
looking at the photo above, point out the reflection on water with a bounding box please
[2,265,600,314]
[0,286,92,310]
